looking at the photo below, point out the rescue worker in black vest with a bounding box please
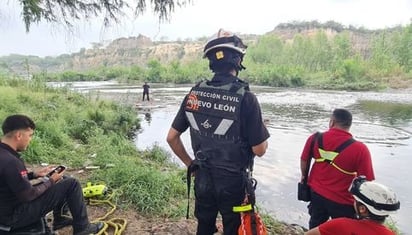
[167,29,270,235]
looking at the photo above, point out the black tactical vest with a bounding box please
[184,79,253,173]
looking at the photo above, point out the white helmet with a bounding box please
[203,29,247,58]
[349,176,400,216]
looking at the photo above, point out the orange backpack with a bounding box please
[238,209,268,235]
[234,174,267,235]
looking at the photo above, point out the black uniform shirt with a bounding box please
[172,74,270,147]
[0,142,33,217]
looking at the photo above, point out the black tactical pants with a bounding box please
[9,177,89,231]
[142,92,150,101]
[308,190,356,229]
[194,168,246,235]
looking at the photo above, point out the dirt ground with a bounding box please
[52,203,305,235]
[31,163,306,235]
[53,205,200,235]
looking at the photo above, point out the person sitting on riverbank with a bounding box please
[304,176,400,235]
[0,114,104,235]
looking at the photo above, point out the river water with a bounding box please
[58,81,412,233]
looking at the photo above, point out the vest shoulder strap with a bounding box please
[317,133,355,153]
[316,132,357,175]
[194,80,206,87]
[335,138,355,152]
[195,78,249,95]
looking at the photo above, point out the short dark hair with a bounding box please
[2,114,36,135]
[332,109,352,129]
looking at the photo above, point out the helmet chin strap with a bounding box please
[239,62,246,71]
[356,214,371,220]
[355,209,369,220]
[234,64,245,76]
[235,55,246,74]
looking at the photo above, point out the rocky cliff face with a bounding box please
[1,22,389,75]
[268,26,372,57]
[64,34,204,71]
[65,26,374,72]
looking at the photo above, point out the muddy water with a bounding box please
[59,82,412,233]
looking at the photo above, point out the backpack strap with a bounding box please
[315,133,357,175]
[303,132,320,184]
[335,138,355,153]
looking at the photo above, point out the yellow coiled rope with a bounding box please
[88,190,127,235]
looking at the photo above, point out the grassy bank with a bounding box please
[0,78,293,233]
[0,78,401,234]
[0,77,189,218]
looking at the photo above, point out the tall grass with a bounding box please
[0,77,187,218]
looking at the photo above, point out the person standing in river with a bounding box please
[142,82,150,101]
[166,29,269,235]
[300,108,375,229]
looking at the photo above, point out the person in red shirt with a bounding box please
[305,176,400,235]
[300,109,375,229]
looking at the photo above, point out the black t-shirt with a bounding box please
[143,84,150,93]
[0,142,32,218]
[171,74,270,147]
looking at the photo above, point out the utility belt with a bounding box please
[185,154,255,218]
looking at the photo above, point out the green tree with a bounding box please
[127,65,145,81]
[146,59,164,82]
[286,34,314,70]
[332,32,352,67]
[335,56,366,82]
[8,0,191,32]
[393,24,412,72]
[312,31,333,71]
[248,35,283,64]
[369,31,397,75]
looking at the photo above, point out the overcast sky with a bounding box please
[0,0,411,57]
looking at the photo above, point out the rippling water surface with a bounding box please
[57,81,412,233]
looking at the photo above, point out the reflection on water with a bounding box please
[144,113,152,124]
[357,100,412,126]
[261,103,328,130]
[61,81,412,234]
